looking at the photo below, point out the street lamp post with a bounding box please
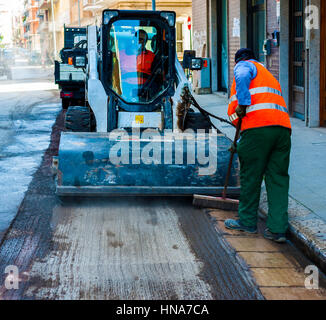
[78,0,81,27]
[152,0,156,11]
[50,0,56,60]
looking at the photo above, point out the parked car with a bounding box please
[3,49,15,66]
[28,51,41,65]
[0,49,12,80]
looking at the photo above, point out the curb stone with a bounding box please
[259,187,326,273]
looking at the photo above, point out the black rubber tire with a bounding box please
[65,106,91,132]
[184,112,212,131]
[62,98,70,109]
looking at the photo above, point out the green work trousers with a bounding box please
[237,126,291,233]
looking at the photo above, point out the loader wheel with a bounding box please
[184,112,212,131]
[62,98,70,109]
[65,106,91,132]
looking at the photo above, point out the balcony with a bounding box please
[83,0,103,11]
[39,0,58,9]
[39,0,50,9]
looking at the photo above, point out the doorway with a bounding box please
[247,0,266,63]
[320,0,326,126]
[290,0,305,120]
[217,0,228,91]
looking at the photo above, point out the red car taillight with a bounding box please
[60,92,74,98]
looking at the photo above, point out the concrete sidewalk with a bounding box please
[194,92,326,271]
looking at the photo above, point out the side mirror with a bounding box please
[189,58,203,70]
[182,50,196,69]
[73,54,87,68]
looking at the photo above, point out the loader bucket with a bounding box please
[55,131,240,196]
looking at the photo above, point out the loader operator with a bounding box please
[224,48,292,243]
[119,29,155,86]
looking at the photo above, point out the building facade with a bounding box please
[38,0,192,60]
[193,0,325,128]
[23,0,40,51]
[74,0,193,59]
[12,12,25,48]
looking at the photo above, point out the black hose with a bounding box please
[190,95,235,127]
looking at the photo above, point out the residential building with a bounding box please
[34,0,192,60]
[72,0,193,59]
[12,10,25,48]
[69,0,94,26]
[192,0,324,128]
[23,0,41,51]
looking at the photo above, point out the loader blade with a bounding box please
[55,131,240,196]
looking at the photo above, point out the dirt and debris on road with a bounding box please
[0,108,265,300]
[0,103,325,300]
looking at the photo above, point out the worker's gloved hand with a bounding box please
[235,105,248,119]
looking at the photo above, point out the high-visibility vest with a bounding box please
[227,60,291,131]
[119,49,155,85]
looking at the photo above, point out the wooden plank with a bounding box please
[261,287,326,300]
[208,209,238,221]
[226,237,283,252]
[239,252,297,268]
[252,268,306,287]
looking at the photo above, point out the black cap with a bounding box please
[235,48,256,64]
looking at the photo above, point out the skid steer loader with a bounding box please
[53,9,240,196]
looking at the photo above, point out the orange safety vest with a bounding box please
[227,60,291,131]
[119,49,155,84]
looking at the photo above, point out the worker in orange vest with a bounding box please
[224,48,292,243]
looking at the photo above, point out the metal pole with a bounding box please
[50,0,56,59]
[78,0,81,27]
[152,0,156,11]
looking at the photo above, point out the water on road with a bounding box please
[0,57,60,238]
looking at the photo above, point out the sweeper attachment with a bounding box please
[53,9,240,196]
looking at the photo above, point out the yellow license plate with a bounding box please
[135,115,144,124]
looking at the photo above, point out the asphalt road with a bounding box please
[0,57,265,299]
[0,57,60,239]
[0,109,264,299]
[0,57,325,300]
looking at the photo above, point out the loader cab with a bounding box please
[101,10,176,108]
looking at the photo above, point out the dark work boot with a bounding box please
[263,228,287,243]
[224,219,257,234]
